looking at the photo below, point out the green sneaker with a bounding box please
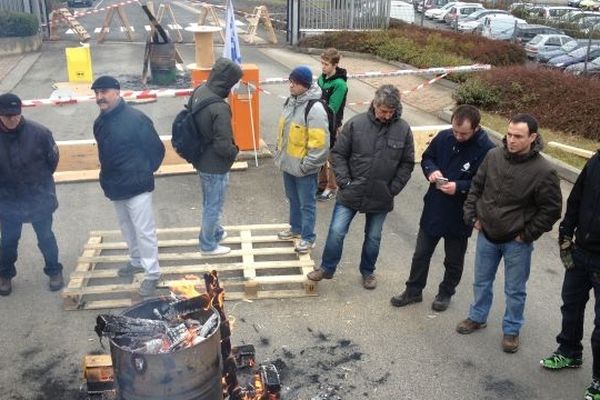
[540,352,582,370]
[585,384,600,400]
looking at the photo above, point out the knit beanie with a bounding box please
[289,66,313,88]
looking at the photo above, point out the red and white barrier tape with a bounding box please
[21,66,482,108]
[72,0,141,18]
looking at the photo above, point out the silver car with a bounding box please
[524,34,575,59]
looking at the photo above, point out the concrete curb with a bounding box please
[0,34,42,56]
[437,109,582,184]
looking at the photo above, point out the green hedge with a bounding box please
[0,11,39,38]
[454,65,600,140]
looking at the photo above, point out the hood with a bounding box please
[502,133,544,163]
[289,83,322,105]
[321,67,348,82]
[207,58,243,98]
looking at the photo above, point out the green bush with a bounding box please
[0,11,39,38]
[453,79,501,108]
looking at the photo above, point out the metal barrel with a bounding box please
[149,42,177,85]
[109,298,223,400]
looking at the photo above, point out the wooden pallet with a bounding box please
[62,224,318,310]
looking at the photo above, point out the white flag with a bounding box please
[223,0,242,64]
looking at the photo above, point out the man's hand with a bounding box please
[428,170,443,183]
[474,219,482,231]
[559,236,575,270]
[438,181,456,195]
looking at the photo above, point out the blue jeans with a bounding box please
[282,172,318,243]
[0,214,62,279]
[468,232,533,335]
[198,172,229,252]
[320,202,387,277]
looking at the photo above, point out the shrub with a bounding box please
[457,65,600,140]
[453,78,501,108]
[0,11,39,37]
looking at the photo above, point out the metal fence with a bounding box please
[0,0,27,12]
[288,0,390,44]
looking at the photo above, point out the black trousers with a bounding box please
[405,228,468,297]
[556,248,600,379]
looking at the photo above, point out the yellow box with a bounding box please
[65,46,93,83]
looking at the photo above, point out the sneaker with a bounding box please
[456,318,487,334]
[502,334,520,353]
[295,240,316,254]
[219,231,228,242]
[277,230,301,240]
[540,352,582,370]
[201,245,231,256]
[138,278,159,297]
[390,290,423,307]
[0,277,12,296]
[117,262,145,277]
[48,272,64,292]
[362,274,377,290]
[586,380,600,400]
[317,190,336,202]
[431,293,451,312]
[307,268,334,281]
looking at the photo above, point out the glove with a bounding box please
[559,236,574,270]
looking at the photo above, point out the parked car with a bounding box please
[524,34,575,59]
[430,1,463,21]
[536,39,587,63]
[514,24,565,44]
[529,6,578,20]
[445,3,485,27]
[457,9,508,32]
[480,16,527,40]
[547,45,600,68]
[579,0,600,11]
[425,1,461,19]
[68,0,93,6]
[510,2,534,11]
[565,55,600,74]
[417,0,448,13]
[568,0,582,7]
[390,0,416,23]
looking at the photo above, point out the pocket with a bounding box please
[287,124,308,158]
[386,139,405,160]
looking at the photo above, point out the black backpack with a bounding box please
[171,94,224,163]
[305,99,337,148]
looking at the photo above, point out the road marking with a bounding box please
[65,29,75,34]
[168,24,183,29]
[94,0,105,9]
[145,25,151,31]
[120,26,135,32]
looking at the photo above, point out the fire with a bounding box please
[169,274,203,298]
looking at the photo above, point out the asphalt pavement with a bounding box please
[0,3,592,399]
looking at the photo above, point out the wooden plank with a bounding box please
[78,247,298,263]
[241,229,258,297]
[548,141,595,159]
[84,234,279,249]
[90,223,290,236]
[63,236,102,310]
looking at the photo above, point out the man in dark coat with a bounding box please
[190,57,242,256]
[92,76,165,297]
[0,93,63,295]
[457,113,562,354]
[391,105,495,311]
[540,150,600,400]
[307,84,415,290]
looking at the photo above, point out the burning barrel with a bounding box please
[107,298,223,400]
[149,42,177,85]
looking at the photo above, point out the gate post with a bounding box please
[287,0,300,45]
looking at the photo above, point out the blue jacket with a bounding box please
[420,128,495,237]
[0,117,59,222]
[93,99,165,201]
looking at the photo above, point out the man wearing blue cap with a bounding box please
[0,93,64,296]
[275,66,330,254]
[91,76,165,297]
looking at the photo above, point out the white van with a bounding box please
[480,15,526,40]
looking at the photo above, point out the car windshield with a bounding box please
[569,46,596,57]
[561,40,579,51]
[528,35,544,45]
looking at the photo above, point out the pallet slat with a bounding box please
[63,225,317,310]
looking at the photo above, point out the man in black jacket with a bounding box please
[92,76,165,297]
[540,151,600,400]
[457,113,562,353]
[190,58,242,256]
[307,84,415,290]
[0,93,64,295]
[391,105,495,312]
